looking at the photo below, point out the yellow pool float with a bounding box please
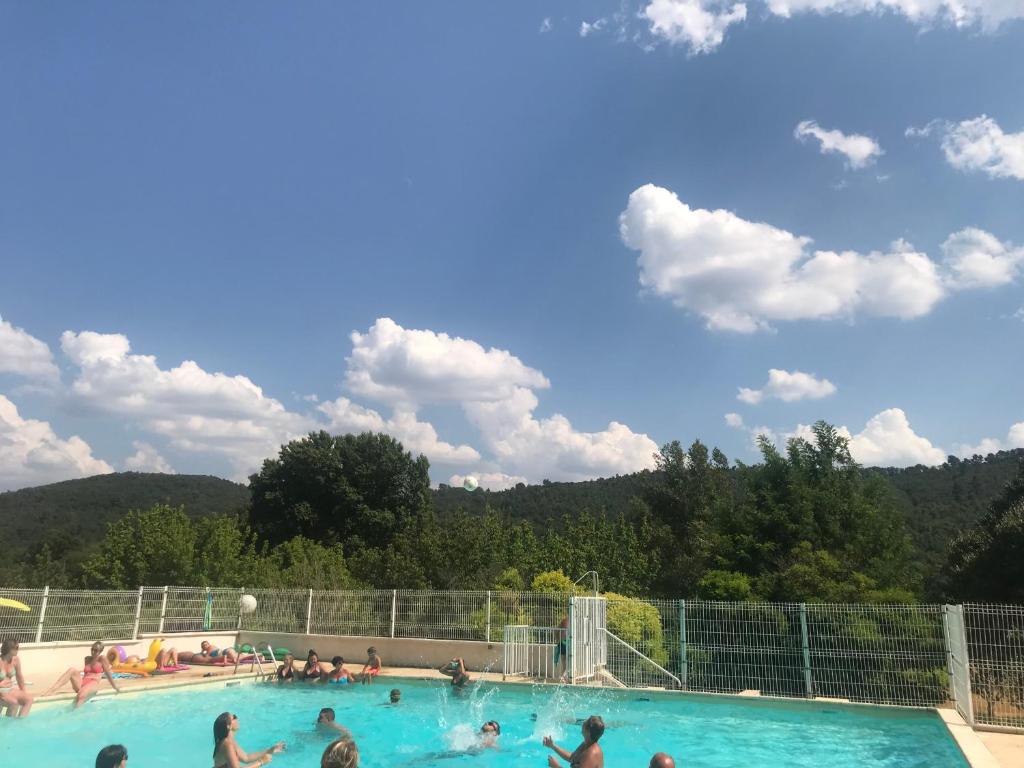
[110,639,162,675]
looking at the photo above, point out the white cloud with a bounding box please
[345,318,549,407]
[539,17,553,33]
[941,228,1024,289]
[449,472,528,492]
[579,18,608,37]
[737,369,837,404]
[644,0,747,54]
[910,116,1024,181]
[123,441,176,474]
[463,387,659,483]
[955,421,1024,457]
[620,184,946,332]
[0,316,60,382]
[61,330,315,479]
[0,394,113,491]
[764,0,1024,33]
[846,408,946,466]
[794,120,883,169]
[724,412,745,427]
[318,397,480,466]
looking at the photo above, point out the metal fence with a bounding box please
[1,586,1020,730]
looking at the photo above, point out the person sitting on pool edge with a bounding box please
[43,640,121,708]
[327,656,353,684]
[543,714,604,768]
[301,649,327,682]
[96,744,128,768]
[317,708,352,736]
[321,735,359,768]
[438,656,470,691]
[357,646,381,684]
[649,753,675,768]
[0,638,34,718]
[275,652,295,682]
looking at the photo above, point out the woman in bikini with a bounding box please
[301,650,326,682]
[212,711,285,767]
[43,640,121,708]
[326,656,352,684]
[0,638,34,717]
[275,653,295,682]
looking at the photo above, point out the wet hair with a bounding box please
[96,744,128,768]
[307,649,319,660]
[319,707,336,721]
[332,656,343,666]
[321,735,359,768]
[366,647,377,655]
[583,715,605,742]
[389,688,401,700]
[1,638,18,656]
[649,753,676,768]
[213,712,235,755]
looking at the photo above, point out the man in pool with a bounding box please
[388,688,401,704]
[95,744,128,768]
[317,708,352,736]
[649,753,675,768]
[543,714,604,768]
[438,656,470,691]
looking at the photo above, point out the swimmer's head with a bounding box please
[481,721,501,736]
[389,688,401,703]
[318,708,336,723]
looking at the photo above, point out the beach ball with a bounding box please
[240,594,258,614]
[462,475,479,492]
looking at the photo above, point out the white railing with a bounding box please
[602,629,681,689]
[1,585,1021,731]
[503,625,562,681]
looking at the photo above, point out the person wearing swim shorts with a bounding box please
[43,640,121,708]
[0,638,34,717]
[358,647,381,684]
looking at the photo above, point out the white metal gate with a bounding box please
[943,604,974,725]
[569,596,607,683]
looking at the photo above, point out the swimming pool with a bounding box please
[0,678,969,767]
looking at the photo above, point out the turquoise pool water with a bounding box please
[0,678,969,767]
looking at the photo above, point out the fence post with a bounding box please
[485,590,492,642]
[390,590,397,639]
[567,596,575,684]
[237,588,245,631]
[678,599,688,689]
[132,586,144,640]
[305,589,314,635]
[157,586,168,634]
[35,585,50,643]
[799,603,813,697]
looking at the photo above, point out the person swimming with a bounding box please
[316,708,352,736]
[43,640,121,708]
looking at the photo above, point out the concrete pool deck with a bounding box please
[23,664,1023,768]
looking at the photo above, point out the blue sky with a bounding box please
[1,1,1022,490]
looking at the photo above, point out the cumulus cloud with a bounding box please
[620,184,946,332]
[941,228,1024,289]
[61,330,315,479]
[910,116,1024,181]
[579,18,608,37]
[539,17,553,32]
[345,318,549,407]
[0,316,60,382]
[737,369,837,404]
[794,120,883,169]
[318,397,480,465]
[644,0,748,53]
[845,409,946,466]
[123,441,176,474]
[724,412,745,427]
[764,0,1024,33]
[0,394,113,491]
[955,421,1024,457]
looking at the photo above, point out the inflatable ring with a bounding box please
[106,645,128,664]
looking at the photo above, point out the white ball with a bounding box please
[239,594,258,614]
[462,475,479,492]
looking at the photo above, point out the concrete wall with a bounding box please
[13,633,239,690]
[238,631,504,673]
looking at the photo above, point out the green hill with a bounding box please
[0,472,250,575]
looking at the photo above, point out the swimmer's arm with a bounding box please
[543,737,572,762]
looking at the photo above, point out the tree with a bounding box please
[248,431,432,550]
[81,505,197,588]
